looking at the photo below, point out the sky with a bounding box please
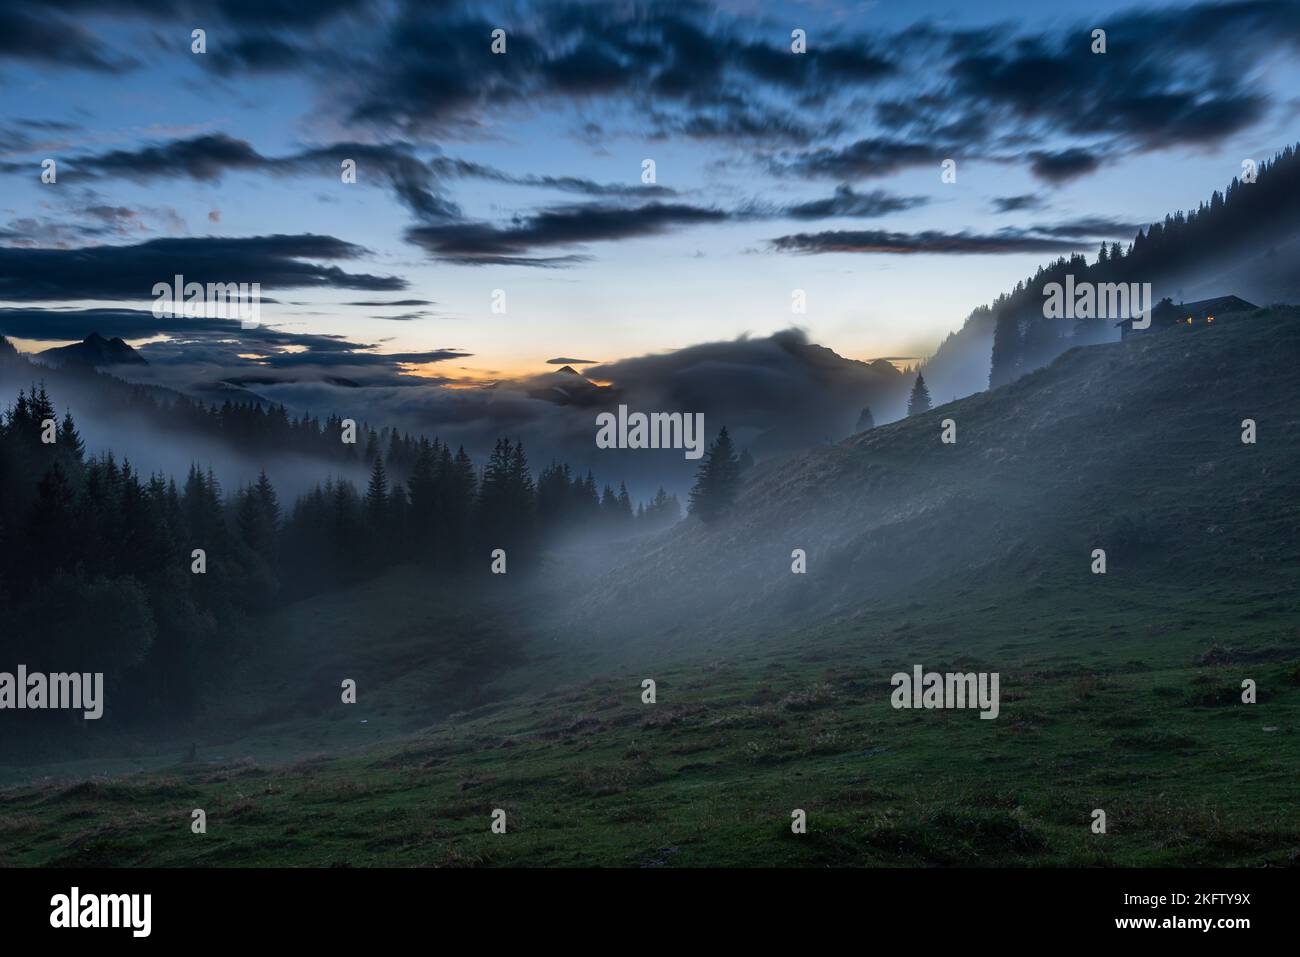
[1,0,1298,387]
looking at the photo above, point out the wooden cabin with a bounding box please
[1116,295,1257,339]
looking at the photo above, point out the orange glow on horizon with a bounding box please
[397,362,514,386]
[398,357,590,387]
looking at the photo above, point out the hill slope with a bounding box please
[560,306,1300,653]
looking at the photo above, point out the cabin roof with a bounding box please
[1115,294,1257,327]
[1178,295,1257,313]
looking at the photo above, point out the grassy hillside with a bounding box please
[2,575,1296,867]
[2,308,1298,866]
[565,306,1300,651]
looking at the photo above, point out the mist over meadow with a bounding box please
[1,0,1298,880]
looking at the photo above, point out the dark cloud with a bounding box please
[546,357,596,365]
[1029,217,1141,239]
[204,31,312,74]
[294,142,460,221]
[992,194,1046,213]
[370,311,433,321]
[783,186,928,220]
[769,229,1085,256]
[946,1,1286,152]
[429,157,677,198]
[771,137,949,180]
[344,7,895,141]
[0,234,406,302]
[733,39,894,89]
[13,118,82,131]
[344,299,435,307]
[8,134,460,223]
[1029,148,1104,184]
[873,93,958,131]
[209,0,368,27]
[247,347,467,369]
[669,107,838,145]
[762,2,1292,188]
[406,202,729,266]
[345,14,549,133]
[21,0,369,28]
[50,133,269,182]
[0,307,226,341]
[0,6,134,72]
[2,208,146,247]
[0,118,84,153]
[24,134,677,226]
[7,0,1294,172]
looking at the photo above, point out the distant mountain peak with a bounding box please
[38,332,148,368]
[527,363,614,406]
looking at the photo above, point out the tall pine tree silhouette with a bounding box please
[688,426,741,523]
[907,373,932,416]
[365,455,389,519]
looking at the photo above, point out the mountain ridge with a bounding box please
[37,332,148,368]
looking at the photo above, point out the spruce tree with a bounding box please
[407,440,438,554]
[536,462,572,529]
[448,446,476,561]
[688,426,741,523]
[254,469,280,529]
[600,484,618,523]
[365,456,389,518]
[616,481,633,522]
[58,410,85,463]
[907,373,932,416]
